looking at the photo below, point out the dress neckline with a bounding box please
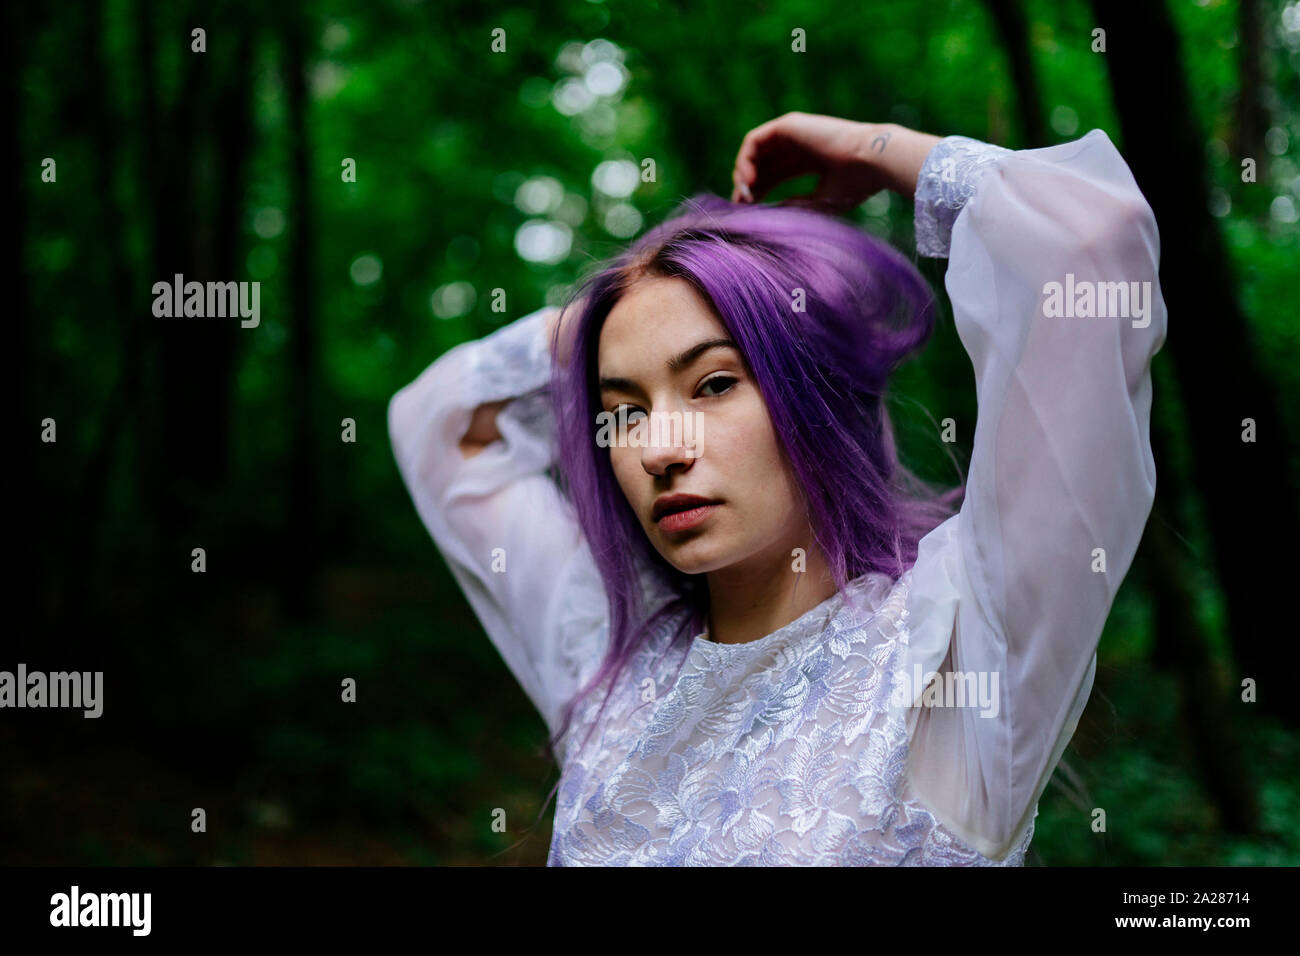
[687,571,898,658]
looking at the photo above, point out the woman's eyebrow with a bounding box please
[599,338,740,394]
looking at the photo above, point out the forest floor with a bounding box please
[4,567,1297,866]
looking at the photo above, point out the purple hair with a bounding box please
[542,192,963,765]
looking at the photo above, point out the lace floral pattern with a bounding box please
[548,571,1036,866]
[914,135,1013,258]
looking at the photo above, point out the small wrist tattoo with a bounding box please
[870,131,892,154]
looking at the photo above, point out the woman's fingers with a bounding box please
[733,115,786,185]
[732,113,813,202]
[732,112,850,204]
[731,114,908,210]
[731,137,769,201]
[737,141,817,203]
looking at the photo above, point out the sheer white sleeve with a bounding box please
[899,129,1166,860]
[387,306,610,744]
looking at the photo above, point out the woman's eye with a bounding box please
[699,375,737,397]
[615,406,646,425]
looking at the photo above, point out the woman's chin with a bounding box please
[656,539,736,576]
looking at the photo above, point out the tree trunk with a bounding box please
[1089,0,1299,725]
[1233,0,1269,184]
[73,0,154,614]
[1144,417,1258,834]
[284,6,321,619]
[6,0,38,637]
[982,0,1048,147]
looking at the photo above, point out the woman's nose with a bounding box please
[641,410,702,476]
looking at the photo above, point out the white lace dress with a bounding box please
[388,129,1167,865]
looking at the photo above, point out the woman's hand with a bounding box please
[730,112,941,212]
[460,299,584,460]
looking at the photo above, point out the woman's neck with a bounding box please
[704,545,837,645]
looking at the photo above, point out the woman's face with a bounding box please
[596,276,811,577]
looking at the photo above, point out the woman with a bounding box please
[388,112,1166,865]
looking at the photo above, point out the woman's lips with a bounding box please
[656,503,721,533]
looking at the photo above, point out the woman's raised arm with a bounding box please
[898,129,1167,860]
[387,304,609,744]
